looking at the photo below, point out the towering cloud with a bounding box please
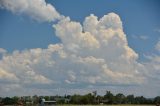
[53,13,144,85]
[0,12,146,96]
[0,0,61,22]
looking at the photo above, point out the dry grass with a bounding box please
[56,105,155,106]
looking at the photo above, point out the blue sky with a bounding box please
[0,0,160,97]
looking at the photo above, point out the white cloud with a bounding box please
[53,17,100,54]
[0,68,19,83]
[0,12,148,96]
[0,0,62,22]
[142,55,160,97]
[98,13,123,30]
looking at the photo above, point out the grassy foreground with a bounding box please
[56,105,155,106]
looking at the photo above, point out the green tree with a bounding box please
[33,95,39,104]
[134,96,147,104]
[104,91,114,104]
[96,95,103,104]
[92,91,97,104]
[115,93,126,104]
[70,94,81,104]
[154,96,160,104]
[126,95,135,104]
[44,96,50,101]
[2,97,15,105]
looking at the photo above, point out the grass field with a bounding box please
[5,105,155,106]
[5,105,156,106]
[56,105,155,106]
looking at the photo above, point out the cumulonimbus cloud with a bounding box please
[0,0,62,22]
[0,11,146,96]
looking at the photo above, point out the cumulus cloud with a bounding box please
[53,13,144,85]
[0,0,61,22]
[0,68,19,83]
[0,12,147,96]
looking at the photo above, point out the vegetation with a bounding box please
[0,91,160,105]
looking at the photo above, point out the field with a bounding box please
[5,105,156,106]
[56,105,155,106]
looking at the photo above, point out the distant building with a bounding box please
[44,100,56,105]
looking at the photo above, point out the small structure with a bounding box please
[44,100,56,105]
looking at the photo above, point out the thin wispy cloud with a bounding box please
[131,35,149,40]
[154,28,160,33]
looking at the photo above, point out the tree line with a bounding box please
[67,91,160,105]
[0,91,160,105]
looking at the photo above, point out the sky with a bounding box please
[0,0,160,97]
